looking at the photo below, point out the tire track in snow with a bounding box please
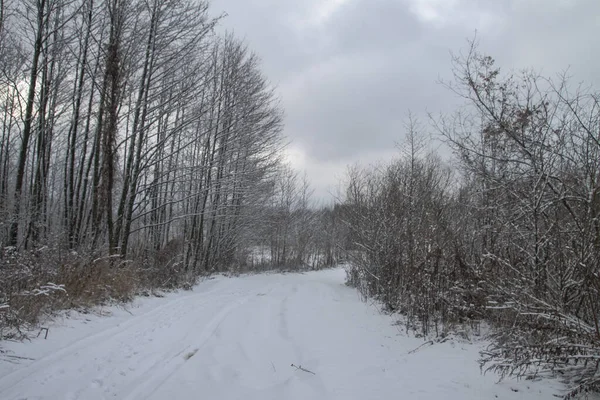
[0,282,225,396]
[122,287,268,400]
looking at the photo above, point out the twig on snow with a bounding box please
[291,363,316,375]
[37,327,49,339]
[407,340,433,354]
[4,354,35,361]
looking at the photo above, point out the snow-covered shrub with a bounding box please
[342,45,600,397]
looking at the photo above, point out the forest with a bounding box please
[0,0,341,333]
[0,0,599,398]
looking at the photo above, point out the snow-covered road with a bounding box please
[0,268,563,399]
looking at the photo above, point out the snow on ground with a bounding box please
[0,268,572,400]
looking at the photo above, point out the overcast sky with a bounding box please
[211,0,600,203]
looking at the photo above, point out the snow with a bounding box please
[0,268,574,400]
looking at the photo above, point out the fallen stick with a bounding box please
[291,363,316,375]
[4,354,35,361]
[407,340,433,354]
[37,327,49,340]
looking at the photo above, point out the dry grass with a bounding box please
[0,246,191,340]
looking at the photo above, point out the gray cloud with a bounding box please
[211,0,600,201]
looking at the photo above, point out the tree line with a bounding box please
[0,0,283,263]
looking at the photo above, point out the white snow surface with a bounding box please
[0,268,570,400]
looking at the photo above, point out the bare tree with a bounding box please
[0,0,287,334]
[431,40,600,398]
